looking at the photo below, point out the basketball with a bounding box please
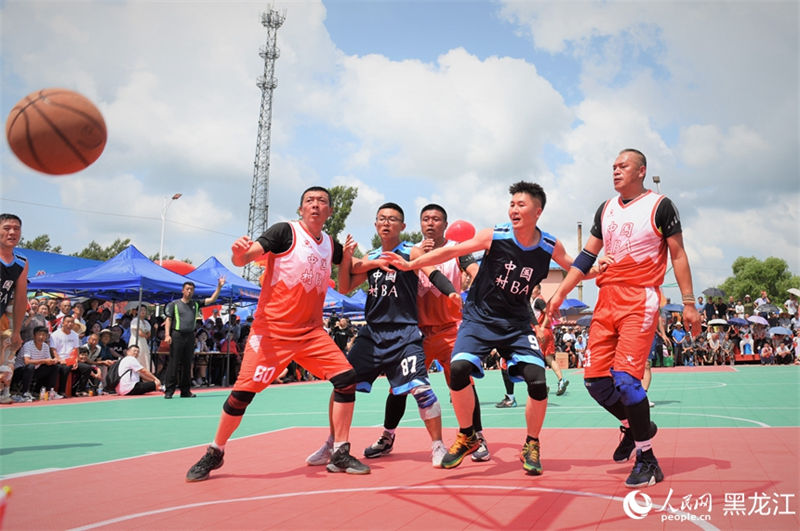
[5,88,107,175]
[445,219,476,242]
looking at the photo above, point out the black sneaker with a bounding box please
[495,396,517,408]
[441,432,480,469]
[613,421,658,463]
[186,446,224,482]
[556,379,569,396]
[326,443,371,474]
[363,430,395,459]
[520,439,542,475]
[625,449,664,488]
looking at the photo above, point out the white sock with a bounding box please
[635,439,652,453]
[333,441,347,453]
[507,394,515,401]
[211,442,225,452]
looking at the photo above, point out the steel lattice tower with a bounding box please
[244,9,285,281]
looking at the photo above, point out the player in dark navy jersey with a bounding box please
[384,182,602,474]
[336,202,461,467]
[0,214,28,403]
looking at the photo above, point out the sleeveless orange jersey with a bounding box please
[416,240,462,328]
[252,221,332,340]
[596,191,668,288]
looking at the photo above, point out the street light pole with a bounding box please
[652,175,661,194]
[159,193,182,265]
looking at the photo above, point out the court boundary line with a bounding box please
[65,484,718,531]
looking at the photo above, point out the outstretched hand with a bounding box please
[231,236,252,261]
[380,252,411,271]
[446,292,463,312]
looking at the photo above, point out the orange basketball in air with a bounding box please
[5,88,107,175]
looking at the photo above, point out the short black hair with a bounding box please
[182,281,195,289]
[0,213,21,225]
[420,203,447,221]
[377,202,405,221]
[508,181,546,209]
[33,326,48,335]
[300,186,332,206]
[619,148,647,169]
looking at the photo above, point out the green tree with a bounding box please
[324,185,358,240]
[72,238,131,261]
[719,256,800,306]
[18,234,62,254]
[147,253,193,264]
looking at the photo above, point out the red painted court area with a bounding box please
[4,426,798,530]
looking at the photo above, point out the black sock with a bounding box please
[459,426,475,437]
[472,386,483,432]
[526,435,539,443]
[624,398,652,441]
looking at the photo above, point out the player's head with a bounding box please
[420,203,448,241]
[182,281,195,299]
[613,149,647,197]
[0,214,21,249]
[298,186,333,225]
[508,181,545,229]
[375,202,406,241]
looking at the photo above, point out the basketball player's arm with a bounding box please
[545,234,605,323]
[668,233,701,339]
[382,228,493,270]
[10,260,29,352]
[338,234,368,294]
[550,239,604,280]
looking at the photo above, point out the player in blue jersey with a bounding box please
[384,182,602,474]
[314,202,459,468]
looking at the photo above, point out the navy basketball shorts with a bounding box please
[452,319,546,383]
[347,323,431,395]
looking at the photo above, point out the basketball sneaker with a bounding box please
[186,446,224,482]
[495,396,517,408]
[326,443,371,474]
[363,430,395,458]
[441,432,480,469]
[556,379,569,396]
[520,439,542,475]
[471,431,491,462]
[431,440,447,468]
[613,421,658,463]
[625,449,664,488]
[305,437,333,466]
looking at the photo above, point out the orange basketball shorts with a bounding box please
[234,327,352,393]
[584,284,660,380]
[420,321,459,385]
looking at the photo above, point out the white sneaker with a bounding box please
[649,400,655,407]
[306,438,333,466]
[432,440,447,468]
[51,392,65,400]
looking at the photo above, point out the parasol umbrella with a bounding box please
[708,318,729,326]
[768,326,791,336]
[727,317,749,326]
[576,314,593,327]
[702,287,725,298]
[787,288,800,297]
[756,303,780,315]
[747,315,769,326]
[662,303,684,313]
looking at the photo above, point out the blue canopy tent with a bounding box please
[323,288,365,316]
[17,248,101,278]
[27,245,217,303]
[185,257,260,304]
[185,257,262,385]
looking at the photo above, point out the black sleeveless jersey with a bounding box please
[463,223,556,329]
[364,242,419,326]
[0,253,27,314]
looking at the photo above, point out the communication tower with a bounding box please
[244,9,285,281]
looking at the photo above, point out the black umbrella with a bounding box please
[756,304,780,315]
[702,287,725,298]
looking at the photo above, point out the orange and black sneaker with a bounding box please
[441,432,480,469]
[520,439,542,475]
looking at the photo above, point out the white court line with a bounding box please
[66,484,718,531]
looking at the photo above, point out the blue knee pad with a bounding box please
[611,370,647,406]
[411,385,441,420]
[584,376,621,407]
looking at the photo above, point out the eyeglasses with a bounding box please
[376,216,402,224]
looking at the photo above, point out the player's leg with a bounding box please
[496,360,516,407]
[643,360,654,407]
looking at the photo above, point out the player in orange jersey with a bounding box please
[547,149,701,488]
[186,187,369,481]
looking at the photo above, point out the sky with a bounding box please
[1,0,798,307]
